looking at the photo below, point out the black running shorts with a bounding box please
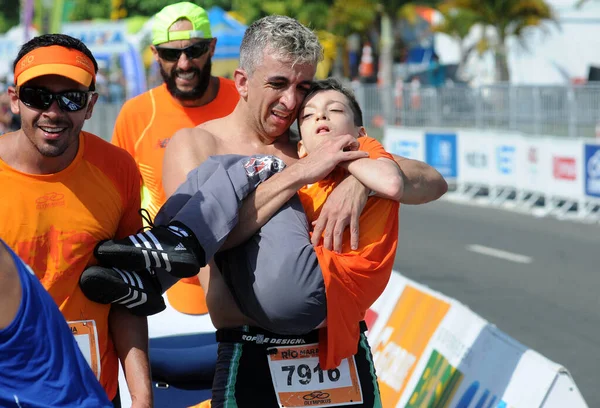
[211,324,382,408]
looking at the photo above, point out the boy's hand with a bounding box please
[311,175,369,252]
[292,134,368,185]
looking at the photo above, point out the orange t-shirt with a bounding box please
[298,136,400,369]
[0,131,142,400]
[112,78,239,314]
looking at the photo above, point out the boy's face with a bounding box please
[297,89,364,157]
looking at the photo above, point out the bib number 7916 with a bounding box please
[281,363,341,386]
[267,344,363,407]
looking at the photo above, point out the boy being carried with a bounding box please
[81,78,402,371]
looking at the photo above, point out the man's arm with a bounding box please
[392,154,448,204]
[0,243,20,330]
[109,308,152,408]
[162,128,216,198]
[111,156,152,408]
[338,157,404,201]
[220,135,369,250]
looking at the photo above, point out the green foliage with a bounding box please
[439,0,556,81]
[0,0,21,33]
[433,6,478,39]
[67,0,234,21]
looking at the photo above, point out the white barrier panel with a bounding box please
[487,133,523,189]
[544,139,586,200]
[366,272,588,408]
[457,130,505,187]
[516,137,552,195]
[383,127,426,162]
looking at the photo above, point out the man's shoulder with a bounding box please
[172,125,217,147]
[118,86,162,115]
[83,132,138,171]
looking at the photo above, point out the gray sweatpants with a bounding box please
[154,155,326,334]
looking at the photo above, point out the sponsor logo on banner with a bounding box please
[405,350,463,408]
[496,145,516,175]
[63,22,128,54]
[390,139,420,159]
[553,157,577,181]
[426,133,457,178]
[453,380,514,408]
[465,152,487,169]
[585,145,600,197]
[371,286,450,407]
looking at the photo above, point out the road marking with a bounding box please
[466,244,533,264]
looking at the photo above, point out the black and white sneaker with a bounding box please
[94,220,205,279]
[243,155,286,188]
[79,266,166,316]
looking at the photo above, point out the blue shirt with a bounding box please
[0,240,112,407]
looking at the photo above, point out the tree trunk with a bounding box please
[378,12,394,124]
[378,12,394,87]
[495,36,510,82]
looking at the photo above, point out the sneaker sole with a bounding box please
[95,247,201,278]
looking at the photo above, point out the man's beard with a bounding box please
[161,57,212,101]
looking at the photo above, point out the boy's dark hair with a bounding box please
[13,34,98,91]
[301,78,364,127]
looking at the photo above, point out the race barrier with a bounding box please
[118,270,589,407]
[367,272,588,408]
[383,127,600,221]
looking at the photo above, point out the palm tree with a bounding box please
[431,6,480,76]
[440,0,556,82]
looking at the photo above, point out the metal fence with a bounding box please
[356,83,600,139]
[86,83,600,141]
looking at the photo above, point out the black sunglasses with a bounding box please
[18,87,90,112]
[155,41,212,62]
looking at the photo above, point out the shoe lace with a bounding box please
[137,208,155,233]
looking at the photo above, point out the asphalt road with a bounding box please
[394,199,599,406]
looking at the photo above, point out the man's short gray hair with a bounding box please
[239,15,323,75]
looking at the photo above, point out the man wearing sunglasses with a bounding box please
[0,34,151,408]
[111,1,239,316]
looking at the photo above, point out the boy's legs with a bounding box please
[80,155,327,332]
[216,195,326,335]
[80,154,285,314]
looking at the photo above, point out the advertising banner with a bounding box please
[383,127,425,161]
[457,130,496,186]
[544,139,585,199]
[489,134,522,188]
[584,143,600,199]
[516,137,551,194]
[366,272,588,408]
[62,21,129,54]
[426,132,458,181]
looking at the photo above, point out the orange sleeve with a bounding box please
[111,99,136,157]
[359,136,393,161]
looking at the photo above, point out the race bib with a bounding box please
[68,320,101,380]
[267,343,363,407]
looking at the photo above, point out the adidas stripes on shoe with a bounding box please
[94,223,205,279]
[79,266,166,317]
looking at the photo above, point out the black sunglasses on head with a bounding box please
[155,40,212,62]
[18,87,91,112]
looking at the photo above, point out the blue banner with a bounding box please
[426,133,457,179]
[585,144,600,198]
